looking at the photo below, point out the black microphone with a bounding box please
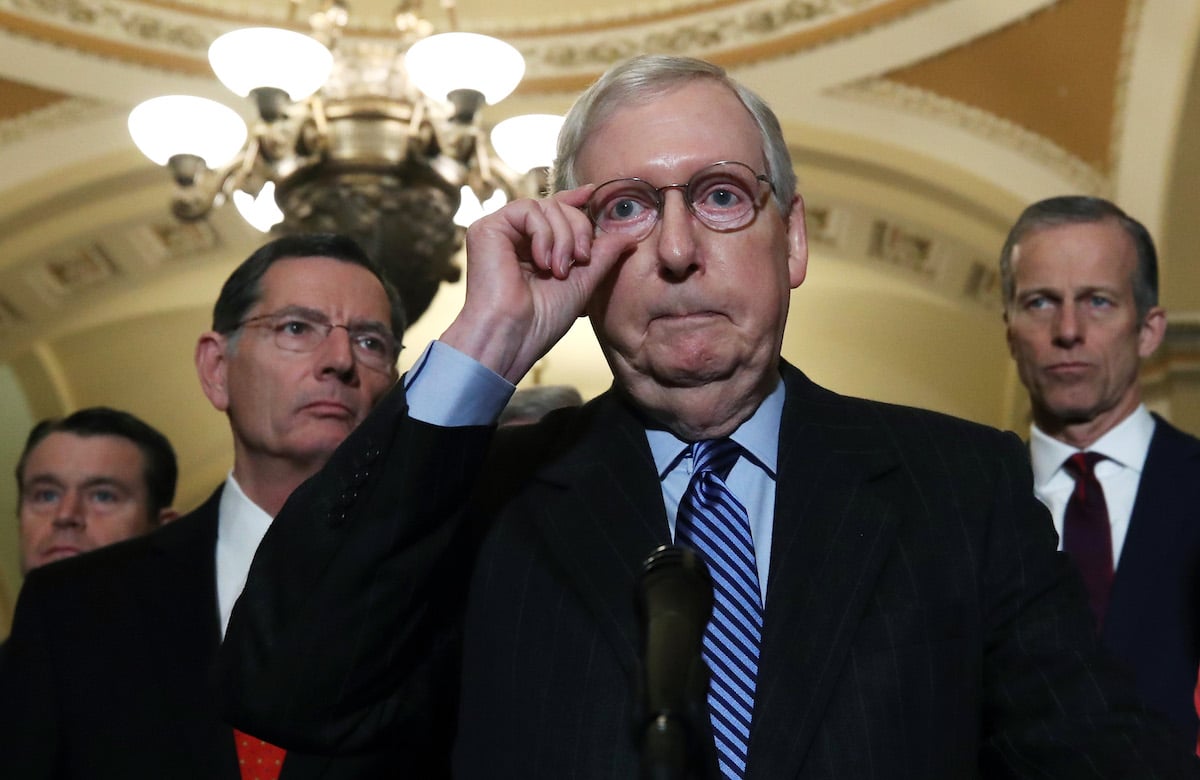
[636,544,714,780]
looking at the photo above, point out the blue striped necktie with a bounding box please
[674,438,762,779]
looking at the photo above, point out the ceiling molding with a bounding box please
[830,78,1110,195]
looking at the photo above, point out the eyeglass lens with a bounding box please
[587,161,770,239]
[251,313,396,371]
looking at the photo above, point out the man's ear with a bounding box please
[785,194,808,289]
[195,332,231,412]
[1138,305,1167,359]
[1003,309,1017,358]
[156,507,180,526]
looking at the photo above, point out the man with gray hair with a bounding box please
[1001,195,1200,739]
[220,59,1198,777]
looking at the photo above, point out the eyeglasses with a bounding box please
[585,160,774,242]
[234,309,400,373]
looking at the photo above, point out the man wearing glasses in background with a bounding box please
[221,57,1198,777]
[0,234,413,779]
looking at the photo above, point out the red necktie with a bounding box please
[1062,452,1113,628]
[234,728,286,780]
[1193,665,1200,755]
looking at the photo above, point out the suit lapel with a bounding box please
[524,392,673,682]
[748,366,902,779]
[139,488,241,776]
[1104,417,1200,646]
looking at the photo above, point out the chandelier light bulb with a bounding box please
[453,186,509,227]
[209,27,333,101]
[491,114,564,173]
[405,32,525,105]
[453,186,484,227]
[128,95,248,168]
[232,182,285,232]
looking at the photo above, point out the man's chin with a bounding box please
[1039,397,1104,426]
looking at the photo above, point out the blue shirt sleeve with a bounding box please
[404,341,515,427]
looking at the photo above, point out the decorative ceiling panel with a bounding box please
[887,0,1128,172]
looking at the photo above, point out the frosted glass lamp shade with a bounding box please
[128,96,248,168]
[491,114,564,173]
[406,33,525,105]
[209,28,333,101]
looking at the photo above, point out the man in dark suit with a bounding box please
[0,234,411,778]
[219,57,1199,777]
[15,406,178,574]
[1001,196,1200,739]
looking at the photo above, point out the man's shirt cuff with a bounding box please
[404,340,514,426]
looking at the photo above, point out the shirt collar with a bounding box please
[1029,404,1156,487]
[217,471,273,539]
[646,376,784,479]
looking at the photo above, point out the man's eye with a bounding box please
[353,333,389,356]
[696,182,747,211]
[1089,295,1113,308]
[88,489,119,504]
[276,319,319,338]
[1024,296,1050,310]
[605,197,651,222]
[28,489,60,504]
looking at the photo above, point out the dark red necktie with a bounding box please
[234,728,286,780]
[1062,452,1113,628]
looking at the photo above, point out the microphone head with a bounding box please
[635,544,714,765]
[636,545,713,633]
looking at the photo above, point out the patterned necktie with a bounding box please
[1062,452,1113,627]
[233,728,286,780]
[674,439,763,779]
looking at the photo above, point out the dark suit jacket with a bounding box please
[0,487,415,779]
[220,365,1199,778]
[1102,416,1200,737]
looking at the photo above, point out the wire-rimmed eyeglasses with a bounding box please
[234,308,400,373]
[585,161,774,242]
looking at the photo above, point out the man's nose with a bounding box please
[53,491,85,526]
[1052,301,1084,346]
[317,325,358,378]
[655,189,700,278]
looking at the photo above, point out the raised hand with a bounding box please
[440,186,637,384]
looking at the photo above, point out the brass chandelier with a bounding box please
[128,0,562,325]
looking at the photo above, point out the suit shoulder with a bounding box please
[822,390,1021,452]
[1151,414,1200,455]
[780,361,1019,449]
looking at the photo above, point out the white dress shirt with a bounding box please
[216,473,274,638]
[1029,404,1156,568]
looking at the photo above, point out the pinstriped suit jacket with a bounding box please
[220,363,1199,778]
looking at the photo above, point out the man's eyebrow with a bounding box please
[1017,287,1061,298]
[22,474,65,490]
[346,318,391,334]
[270,305,326,320]
[78,476,133,491]
[269,306,391,334]
[24,474,131,491]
